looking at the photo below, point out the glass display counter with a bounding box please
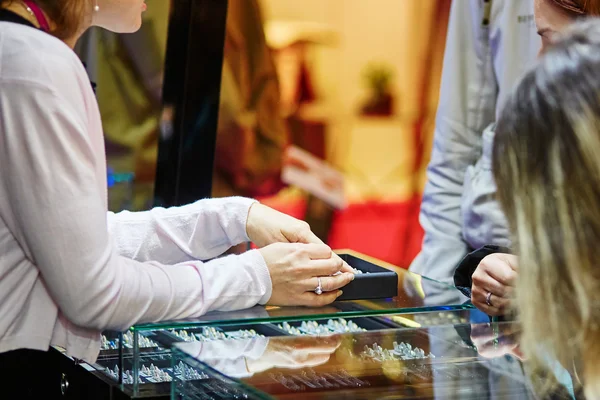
[81,252,486,399]
[85,313,579,399]
[90,310,485,399]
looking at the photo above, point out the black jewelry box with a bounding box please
[335,251,398,301]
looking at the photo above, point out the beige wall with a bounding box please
[261,0,444,120]
[261,0,449,201]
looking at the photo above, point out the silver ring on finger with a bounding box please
[486,291,493,307]
[315,277,323,295]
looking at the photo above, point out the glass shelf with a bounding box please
[108,252,476,398]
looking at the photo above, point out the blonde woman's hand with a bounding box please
[259,243,354,307]
[471,253,518,316]
[247,203,354,273]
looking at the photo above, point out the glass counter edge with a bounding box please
[130,303,474,332]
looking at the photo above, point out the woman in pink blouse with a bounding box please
[0,0,354,395]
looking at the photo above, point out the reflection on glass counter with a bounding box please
[87,311,580,399]
[171,322,544,399]
[90,252,475,399]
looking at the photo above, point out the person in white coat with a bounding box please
[412,0,600,317]
[409,0,540,290]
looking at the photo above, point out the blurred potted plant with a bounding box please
[360,63,395,117]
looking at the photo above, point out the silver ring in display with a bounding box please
[315,277,323,295]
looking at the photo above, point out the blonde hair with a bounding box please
[493,19,600,398]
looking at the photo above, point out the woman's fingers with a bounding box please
[263,242,354,307]
[472,268,511,298]
[471,285,506,316]
[301,273,354,293]
[334,254,355,273]
[298,290,344,307]
[302,258,345,277]
[296,243,334,260]
[471,254,518,316]
[479,254,518,286]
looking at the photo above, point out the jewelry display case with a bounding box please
[120,250,472,397]
[75,250,475,399]
[52,287,580,400]
[77,278,579,400]
[88,311,479,399]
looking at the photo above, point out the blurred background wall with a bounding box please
[86,0,452,268]
[258,0,451,267]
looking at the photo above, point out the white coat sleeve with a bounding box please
[0,81,272,332]
[106,197,256,263]
[409,0,498,283]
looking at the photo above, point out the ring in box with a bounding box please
[335,251,398,301]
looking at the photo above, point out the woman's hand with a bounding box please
[247,203,354,273]
[246,335,342,374]
[259,243,354,307]
[471,253,518,316]
[247,202,324,247]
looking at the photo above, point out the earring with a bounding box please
[94,1,99,12]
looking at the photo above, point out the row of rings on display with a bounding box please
[413,311,467,326]
[100,332,159,350]
[104,362,208,384]
[170,327,264,342]
[361,342,435,361]
[277,318,367,336]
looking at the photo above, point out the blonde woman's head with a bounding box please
[493,18,600,398]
